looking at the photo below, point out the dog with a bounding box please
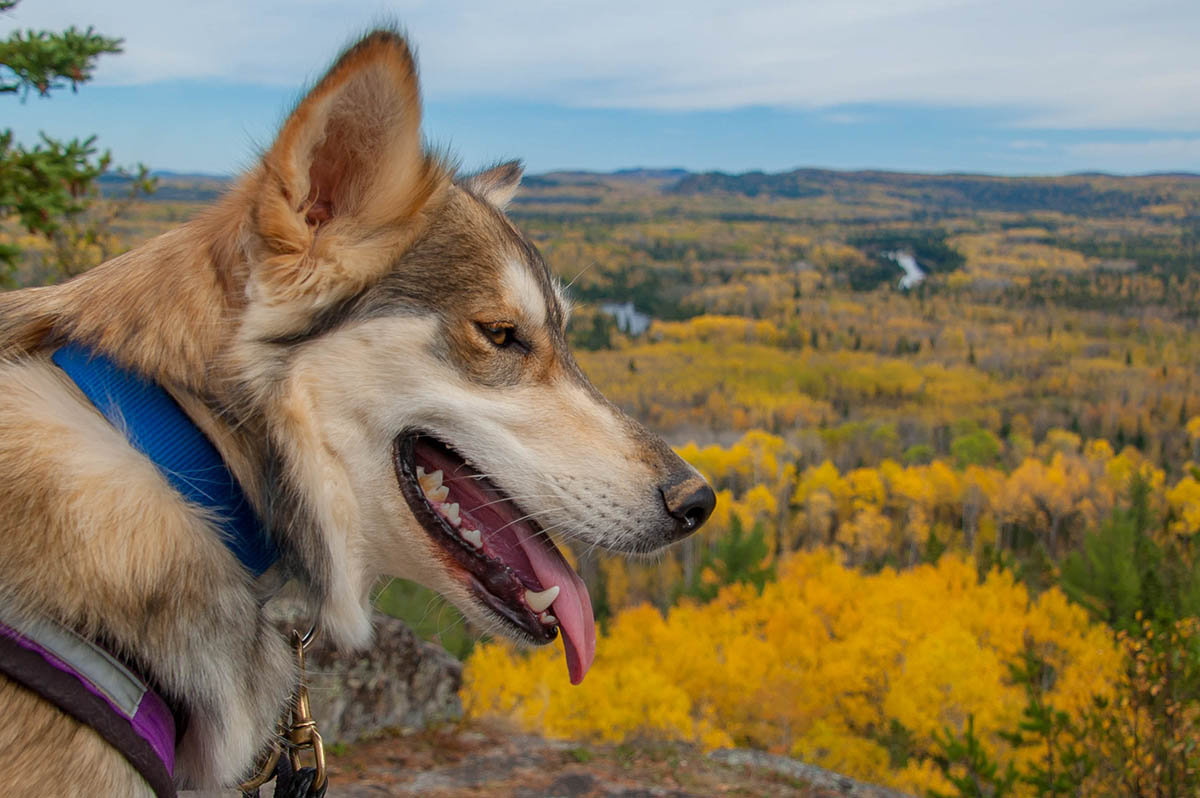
[0,29,714,796]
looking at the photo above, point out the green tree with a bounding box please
[1059,475,1200,795]
[683,516,776,602]
[928,715,1018,798]
[0,0,153,284]
[929,647,1094,798]
[1060,475,1200,631]
[999,647,1093,797]
[951,428,1002,468]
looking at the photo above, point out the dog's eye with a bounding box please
[477,322,517,349]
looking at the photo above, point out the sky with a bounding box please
[3,0,1199,177]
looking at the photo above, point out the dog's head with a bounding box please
[224,31,713,683]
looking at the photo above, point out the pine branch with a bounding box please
[0,2,122,97]
[0,25,122,97]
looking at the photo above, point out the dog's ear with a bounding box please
[253,30,448,304]
[461,161,524,209]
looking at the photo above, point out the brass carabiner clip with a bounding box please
[285,629,327,792]
[238,627,326,796]
[238,741,282,794]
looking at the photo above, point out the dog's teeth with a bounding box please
[416,466,426,478]
[444,503,461,526]
[525,585,560,613]
[540,612,557,626]
[418,469,443,495]
[430,485,449,502]
[461,527,483,549]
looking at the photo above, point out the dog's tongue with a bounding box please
[517,535,596,684]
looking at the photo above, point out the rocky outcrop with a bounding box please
[708,748,912,797]
[317,722,917,798]
[271,606,463,744]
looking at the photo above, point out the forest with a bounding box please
[474,168,1200,797]
[6,166,1200,796]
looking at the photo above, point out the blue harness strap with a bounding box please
[51,343,279,576]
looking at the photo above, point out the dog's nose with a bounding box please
[660,471,716,538]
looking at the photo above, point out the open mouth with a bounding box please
[393,432,596,684]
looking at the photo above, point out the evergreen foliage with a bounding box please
[930,647,1093,798]
[684,515,775,602]
[1060,475,1200,631]
[0,1,153,282]
[0,5,120,97]
[929,715,1019,798]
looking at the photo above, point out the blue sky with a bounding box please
[4,1,1199,176]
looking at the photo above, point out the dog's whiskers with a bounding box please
[564,259,600,291]
[433,604,469,640]
[369,576,398,610]
[441,471,542,487]
[489,506,571,538]
[450,492,563,513]
[516,516,616,552]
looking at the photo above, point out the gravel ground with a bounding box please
[319,720,910,798]
[182,719,910,797]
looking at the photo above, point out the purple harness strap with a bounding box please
[0,617,176,797]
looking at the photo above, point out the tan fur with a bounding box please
[252,31,449,316]
[0,29,710,795]
[461,160,525,209]
[0,361,294,790]
[1,683,146,795]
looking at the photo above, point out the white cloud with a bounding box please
[3,0,1199,129]
[822,111,874,125]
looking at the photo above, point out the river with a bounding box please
[884,251,925,290]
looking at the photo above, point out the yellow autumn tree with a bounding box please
[462,551,1121,796]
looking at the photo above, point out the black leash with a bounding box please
[242,755,327,798]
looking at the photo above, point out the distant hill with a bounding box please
[99,171,232,202]
[98,167,1200,220]
[669,168,1200,217]
[611,168,690,180]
